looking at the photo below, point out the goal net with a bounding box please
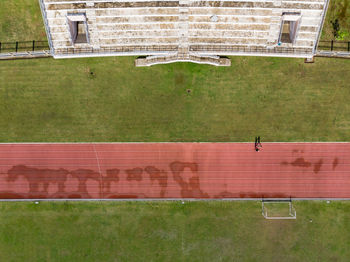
[262,199,296,220]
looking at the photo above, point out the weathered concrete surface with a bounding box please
[0,51,51,60]
[316,51,350,59]
[135,54,231,66]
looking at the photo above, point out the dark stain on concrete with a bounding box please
[332,158,339,170]
[214,191,289,198]
[240,192,289,198]
[313,159,323,174]
[0,192,24,199]
[291,158,312,168]
[103,168,120,192]
[126,167,143,181]
[70,169,101,197]
[144,166,168,197]
[28,194,47,199]
[68,194,82,199]
[7,165,69,194]
[169,161,209,198]
[4,164,168,199]
[108,194,139,199]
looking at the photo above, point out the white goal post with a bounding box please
[262,199,296,220]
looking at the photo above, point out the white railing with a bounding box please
[55,45,178,56]
[38,0,54,54]
[190,45,313,55]
[313,0,331,54]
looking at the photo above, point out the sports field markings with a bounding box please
[93,144,103,198]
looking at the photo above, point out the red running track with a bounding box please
[0,143,349,199]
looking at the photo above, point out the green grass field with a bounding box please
[321,0,350,41]
[0,201,349,262]
[0,56,349,142]
[0,0,47,42]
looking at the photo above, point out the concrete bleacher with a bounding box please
[40,0,329,66]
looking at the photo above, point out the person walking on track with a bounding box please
[255,137,259,152]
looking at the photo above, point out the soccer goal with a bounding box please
[262,199,296,220]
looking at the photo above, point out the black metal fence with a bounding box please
[190,45,313,55]
[317,40,350,52]
[55,45,178,55]
[0,41,49,53]
[2,40,349,55]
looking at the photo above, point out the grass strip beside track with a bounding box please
[0,201,349,262]
[0,57,350,142]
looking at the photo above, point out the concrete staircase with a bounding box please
[178,0,190,59]
[135,54,231,66]
[135,0,231,66]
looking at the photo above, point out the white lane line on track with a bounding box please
[93,145,103,198]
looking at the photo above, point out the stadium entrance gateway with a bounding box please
[67,14,89,45]
[39,0,330,66]
[278,13,302,45]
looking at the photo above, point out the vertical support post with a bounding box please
[331,40,333,51]
[32,40,35,52]
[348,41,350,52]
[15,41,19,52]
[0,42,1,53]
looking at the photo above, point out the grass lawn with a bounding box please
[321,0,350,41]
[0,201,349,262]
[0,0,47,42]
[0,56,349,142]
